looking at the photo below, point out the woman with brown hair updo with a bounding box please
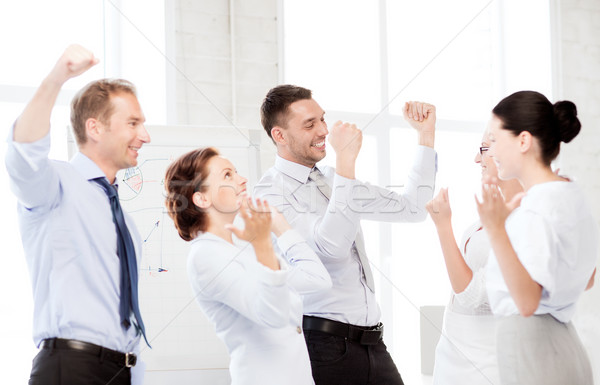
[164,147,331,385]
[476,91,597,385]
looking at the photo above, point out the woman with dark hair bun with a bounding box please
[476,91,596,385]
[164,148,331,385]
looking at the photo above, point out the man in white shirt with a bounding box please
[254,85,437,384]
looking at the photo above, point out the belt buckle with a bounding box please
[125,352,137,368]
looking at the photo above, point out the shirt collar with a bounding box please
[274,154,324,184]
[70,152,116,187]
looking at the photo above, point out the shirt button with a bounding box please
[296,326,302,334]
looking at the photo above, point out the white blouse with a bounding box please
[187,229,331,385]
[447,221,493,315]
[486,181,598,322]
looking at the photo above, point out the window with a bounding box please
[282,0,553,382]
[283,0,381,113]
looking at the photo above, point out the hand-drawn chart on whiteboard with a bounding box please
[112,125,262,372]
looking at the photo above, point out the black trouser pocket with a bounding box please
[305,330,348,364]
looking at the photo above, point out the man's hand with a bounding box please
[403,101,436,148]
[49,44,99,85]
[328,120,362,179]
[14,44,99,143]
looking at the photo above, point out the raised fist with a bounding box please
[50,44,99,84]
[403,101,436,133]
[328,120,362,161]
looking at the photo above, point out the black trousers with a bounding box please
[29,344,131,385]
[304,330,404,385]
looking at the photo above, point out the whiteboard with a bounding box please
[69,125,262,371]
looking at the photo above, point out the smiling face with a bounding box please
[202,156,248,214]
[487,114,522,180]
[474,129,499,180]
[96,92,150,178]
[274,98,328,168]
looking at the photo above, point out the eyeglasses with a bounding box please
[479,146,489,155]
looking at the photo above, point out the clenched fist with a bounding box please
[403,101,436,147]
[49,44,99,84]
[328,120,362,179]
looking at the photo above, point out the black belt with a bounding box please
[41,338,137,368]
[303,316,384,345]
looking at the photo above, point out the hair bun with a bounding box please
[553,100,581,143]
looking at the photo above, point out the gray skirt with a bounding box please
[496,314,593,385]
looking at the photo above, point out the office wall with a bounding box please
[557,0,600,379]
[173,0,278,172]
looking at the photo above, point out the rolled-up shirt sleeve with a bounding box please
[5,128,60,210]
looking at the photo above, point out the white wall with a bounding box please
[557,0,600,379]
[174,0,278,172]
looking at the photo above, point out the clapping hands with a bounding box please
[225,197,272,244]
[475,184,525,232]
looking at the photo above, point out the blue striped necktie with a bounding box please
[94,177,150,347]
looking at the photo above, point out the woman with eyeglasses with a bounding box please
[164,148,332,385]
[426,131,522,385]
[476,91,596,385]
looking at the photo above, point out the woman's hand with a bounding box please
[476,184,524,234]
[226,197,272,245]
[426,188,452,228]
[226,197,280,270]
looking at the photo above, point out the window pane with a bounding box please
[116,0,168,124]
[283,0,381,113]
[500,1,553,97]
[386,0,495,121]
[0,102,26,133]
[0,0,105,89]
[388,127,482,383]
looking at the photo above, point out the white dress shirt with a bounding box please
[486,181,598,322]
[187,229,331,385]
[254,146,437,326]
